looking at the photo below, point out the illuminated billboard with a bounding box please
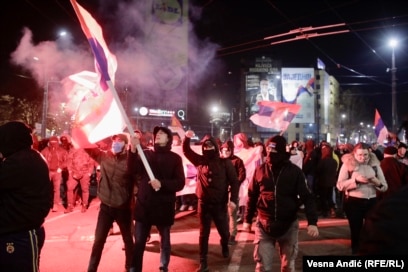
[281,67,315,123]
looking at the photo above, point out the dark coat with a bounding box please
[130,128,185,226]
[245,158,318,226]
[86,148,133,209]
[0,121,51,235]
[182,136,239,205]
[378,156,408,200]
[359,184,408,255]
[315,157,338,188]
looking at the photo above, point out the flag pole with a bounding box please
[107,81,155,180]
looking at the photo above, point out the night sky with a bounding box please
[1,0,408,128]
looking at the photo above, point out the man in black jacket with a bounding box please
[243,135,319,272]
[0,121,51,271]
[183,130,239,272]
[129,126,185,272]
[220,140,246,245]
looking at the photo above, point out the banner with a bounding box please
[250,101,301,131]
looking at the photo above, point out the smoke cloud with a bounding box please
[10,1,221,119]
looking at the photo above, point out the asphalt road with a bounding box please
[40,198,351,272]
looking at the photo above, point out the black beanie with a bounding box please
[267,135,287,153]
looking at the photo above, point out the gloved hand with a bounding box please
[242,222,251,232]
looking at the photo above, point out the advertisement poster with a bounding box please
[281,67,315,123]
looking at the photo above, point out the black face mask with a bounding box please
[268,152,288,165]
[203,149,217,159]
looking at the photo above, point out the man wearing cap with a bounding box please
[0,121,51,271]
[378,146,408,201]
[41,135,68,212]
[183,130,239,272]
[396,142,408,166]
[243,135,319,272]
[86,133,134,272]
[128,126,185,272]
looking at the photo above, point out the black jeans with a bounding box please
[343,196,377,254]
[88,203,134,272]
[198,200,230,260]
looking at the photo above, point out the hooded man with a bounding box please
[220,140,246,245]
[243,135,319,272]
[183,130,239,272]
[0,121,51,271]
[41,135,68,212]
[129,126,185,272]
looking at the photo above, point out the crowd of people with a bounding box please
[2,119,408,271]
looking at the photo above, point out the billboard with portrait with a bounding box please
[281,67,315,123]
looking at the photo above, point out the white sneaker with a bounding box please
[188,205,194,211]
[179,204,188,211]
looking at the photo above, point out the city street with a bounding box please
[41,198,351,272]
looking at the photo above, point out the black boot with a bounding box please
[196,259,209,272]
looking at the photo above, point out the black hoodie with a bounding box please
[0,121,51,234]
[183,135,239,205]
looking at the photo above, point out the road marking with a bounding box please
[228,230,250,272]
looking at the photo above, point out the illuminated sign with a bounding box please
[149,109,175,117]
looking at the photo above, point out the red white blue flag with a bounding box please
[69,0,125,147]
[374,109,389,146]
[250,101,301,131]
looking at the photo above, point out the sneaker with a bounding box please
[81,205,87,213]
[52,204,59,212]
[64,205,73,213]
[179,204,188,211]
[228,235,237,245]
[188,205,194,211]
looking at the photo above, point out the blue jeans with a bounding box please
[88,203,134,272]
[132,222,171,272]
[254,219,299,272]
[0,226,45,272]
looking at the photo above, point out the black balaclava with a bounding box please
[266,135,290,167]
[201,135,219,160]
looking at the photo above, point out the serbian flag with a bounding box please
[168,114,185,139]
[374,109,389,146]
[250,101,301,131]
[69,0,125,147]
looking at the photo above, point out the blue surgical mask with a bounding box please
[112,141,125,154]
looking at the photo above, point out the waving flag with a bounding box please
[168,114,185,139]
[250,101,301,131]
[69,0,125,147]
[374,109,389,146]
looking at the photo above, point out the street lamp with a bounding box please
[389,39,398,132]
[210,105,218,136]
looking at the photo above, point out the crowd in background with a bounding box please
[4,120,408,271]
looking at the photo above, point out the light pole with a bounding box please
[389,39,398,132]
[41,82,49,139]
